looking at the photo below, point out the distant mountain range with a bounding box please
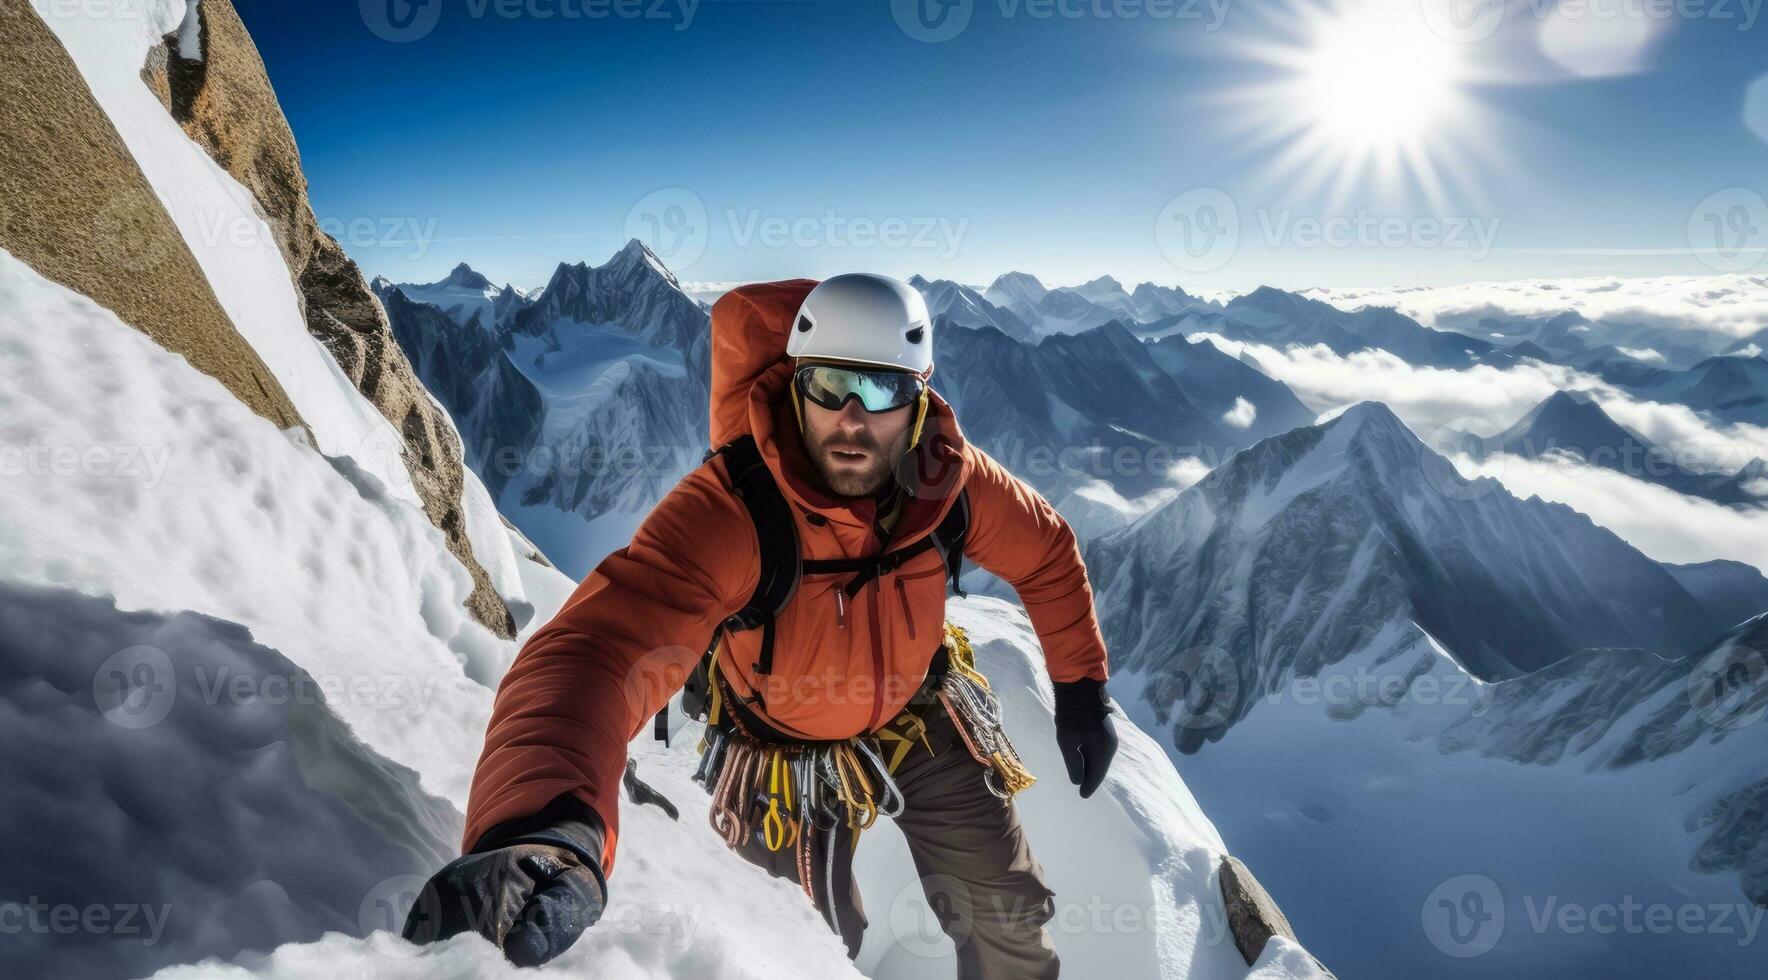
[375,241,711,577]
[377,251,1326,567]
[1453,389,1766,507]
[1088,401,1754,717]
[1085,402,1768,978]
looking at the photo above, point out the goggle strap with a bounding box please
[907,389,929,449]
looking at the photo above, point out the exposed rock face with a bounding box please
[148,0,514,636]
[1219,855,1333,974]
[0,5,305,433]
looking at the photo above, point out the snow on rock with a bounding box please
[29,0,426,511]
[0,249,497,805]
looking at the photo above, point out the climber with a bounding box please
[402,273,1118,977]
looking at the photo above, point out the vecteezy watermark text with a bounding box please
[360,0,699,43]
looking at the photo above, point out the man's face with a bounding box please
[799,381,916,498]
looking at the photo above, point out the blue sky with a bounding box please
[237,0,1768,293]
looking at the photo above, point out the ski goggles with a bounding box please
[794,364,925,414]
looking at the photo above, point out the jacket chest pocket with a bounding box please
[890,563,950,642]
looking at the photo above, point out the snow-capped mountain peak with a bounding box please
[984,269,1049,308]
[445,261,493,290]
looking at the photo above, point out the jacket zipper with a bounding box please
[894,577,915,640]
[834,587,847,630]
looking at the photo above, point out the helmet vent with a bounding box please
[905,326,925,344]
[795,315,814,333]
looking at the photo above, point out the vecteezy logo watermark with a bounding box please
[726,209,971,260]
[1519,895,1765,946]
[1422,874,1506,958]
[626,188,710,271]
[887,872,974,957]
[92,645,177,730]
[361,0,699,42]
[350,422,420,497]
[1687,643,1768,731]
[314,215,440,261]
[360,873,430,935]
[0,442,174,488]
[1422,0,1766,44]
[27,0,154,24]
[0,898,173,947]
[624,189,971,267]
[1255,209,1502,259]
[1156,190,1503,272]
[893,0,1231,40]
[1688,188,1768,274]
[1422,876,1766,958]
[360,0,444,42]
[892,0,975,42]
[1157,645,1242,731]
[1418,415,1507,502]
[93,186,177,278]
[1156,188,1240,274]
[1419,0,1509,44]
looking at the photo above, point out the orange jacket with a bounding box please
[462,282,1109,875]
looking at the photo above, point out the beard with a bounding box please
[803,423,910,498]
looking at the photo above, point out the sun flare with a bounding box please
[1214,0,1500,210]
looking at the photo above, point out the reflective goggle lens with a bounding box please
[796,365,924,414]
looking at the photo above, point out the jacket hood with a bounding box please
[747,363,972,542]
[709,279,972,544]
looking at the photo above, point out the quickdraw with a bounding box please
[936,622,1038,799]
[695,621,1034,924]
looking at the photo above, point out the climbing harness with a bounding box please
[691,621,1034,933]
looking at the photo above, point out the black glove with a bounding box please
[402,794,608,967]
[1053,677,1118,799]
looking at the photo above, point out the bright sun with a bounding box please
[1216,0,1495,210]
[1301,5,1462,149]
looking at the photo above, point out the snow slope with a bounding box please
[0,250,501,802]
[1,256,1316,978]
[150,597,1319,980]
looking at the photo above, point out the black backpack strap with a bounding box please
[930,488,970,597]
[714,435,800,676]
[800,488,972,597]
[655,437,801,742]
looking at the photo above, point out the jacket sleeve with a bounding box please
[958,445,1109,684]
[461,461,757,876]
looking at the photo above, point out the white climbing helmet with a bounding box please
[786,273,934,377]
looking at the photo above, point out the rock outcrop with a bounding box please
[144,0,515,636]
[0,5,305,433]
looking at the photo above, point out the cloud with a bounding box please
[1616,346,1665,364]
[1193,333,1768,476]
[1304,274,1768,344]
[1166,456,1213,491]
[1221,397,1258,430]
[1450,451,1768,574]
